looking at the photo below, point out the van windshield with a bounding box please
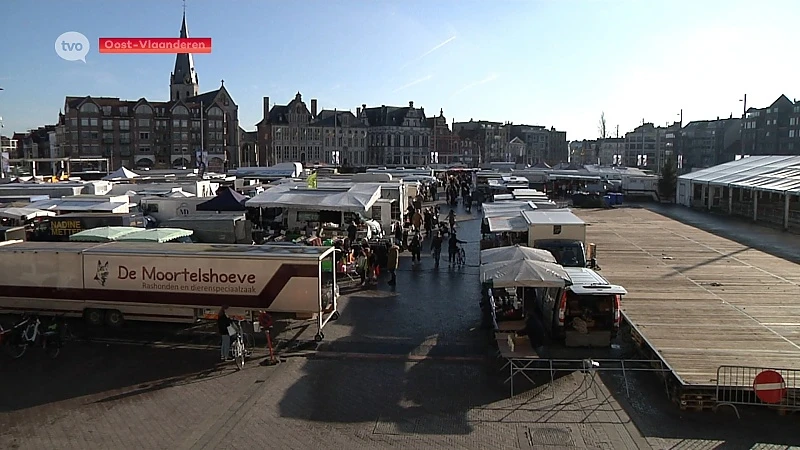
[534,240,586,267]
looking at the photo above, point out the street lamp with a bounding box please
[739,94,747,159]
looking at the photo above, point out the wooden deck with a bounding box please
[575,208,800,388]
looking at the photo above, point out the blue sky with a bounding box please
[1,0,799,141]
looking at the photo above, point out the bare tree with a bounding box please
[596,112,607,164]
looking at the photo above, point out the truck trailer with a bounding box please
[0,241,339,341]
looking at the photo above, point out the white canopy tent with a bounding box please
[246,182,382,213]
[480,245,557,265]
[103,167,140,181]
[480,259,571,288]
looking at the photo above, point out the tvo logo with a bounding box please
[55,31,90,62]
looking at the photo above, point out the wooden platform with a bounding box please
[575,208,800,389]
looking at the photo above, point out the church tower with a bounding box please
[170,12,199,101]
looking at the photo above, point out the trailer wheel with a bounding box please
[105,310,124,328]
[84,309,104,327]
[314,332,324,342]
[331,311,340,321]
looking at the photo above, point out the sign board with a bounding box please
[753,370,787,404]
[83,254,272,296]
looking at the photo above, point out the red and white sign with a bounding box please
[99,38,212,54]
[753,370,787,404]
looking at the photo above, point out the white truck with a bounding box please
[522,209,592,268]
[0,241,340,341]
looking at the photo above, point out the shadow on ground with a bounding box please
[0,341,224,413]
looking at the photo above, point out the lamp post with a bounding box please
[739,94,747,159]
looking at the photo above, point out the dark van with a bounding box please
[535,267,626,347]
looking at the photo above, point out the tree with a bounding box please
[658,159,678,202]
[596,112,607,164]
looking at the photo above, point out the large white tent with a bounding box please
[103,167,140,181]
[479,245,557,265]
[246,182,382,213]
[480,259,570,288]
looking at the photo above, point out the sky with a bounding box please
[1,0,799,141]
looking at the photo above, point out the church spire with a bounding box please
[170,9,199,101]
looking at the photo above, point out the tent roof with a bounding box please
[245,182,382,212]
[480,245,557,264]
[678,155,800,193]
[486,215,528,232]
[103,167,139,180]
[480,259,570,288]
[69,226,142,242]
[115,227,193,243]
[0,207,56,221]
[196,187,247,211]
[522,209,584,225]
[481,201,537,218]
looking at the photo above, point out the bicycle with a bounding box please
[456,246,466,266]
[228,319,252,370]
[1,313,64,359]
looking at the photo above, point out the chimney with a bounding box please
[310,99,318,118]
[263,97,269,121]
[356,107,361,116]
[409,101,414,108]
[362,103,366,110]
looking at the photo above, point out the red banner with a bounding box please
[99,38,212,54]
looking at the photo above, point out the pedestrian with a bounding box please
[356,248,368,285]
[447,209,456,231]
[347,220,358,242]
[387,242,399,286]
[412,209,422,232]
[431,231,443,267]
[393,221,404,249]
[423,208,433,237]
[525,312,547,356]
[409,232,422,264]
[448,231,466,266]
[218,305,233,361]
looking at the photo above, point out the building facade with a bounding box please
[741,95,800,158]
[427,109,460,165]
[55,13,240,172]
[624,122,681,172]
[679,117,741,171]
[452,120,506,165]
[359,102,431,166]
[1,135,19,159]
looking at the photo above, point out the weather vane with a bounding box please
[183,0,187,14]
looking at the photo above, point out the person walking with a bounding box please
[218,305,233,361]
[356,247,368,285]
[409,232,422,265]
[423,208,433,238]
[448,232,466,266]
[393,221,404,249]
[387,242,399,286]
[412,209,422,232]
[447,209,456,231]
[431,231,443,267]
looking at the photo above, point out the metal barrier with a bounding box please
[715,365,800,418]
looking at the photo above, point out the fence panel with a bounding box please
[716,365,800,416]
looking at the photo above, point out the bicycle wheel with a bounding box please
[234,338,245,370]
[4,336,28,359]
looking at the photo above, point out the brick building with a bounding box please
[55,13,240,172]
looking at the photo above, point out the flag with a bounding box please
[307,171,318,189]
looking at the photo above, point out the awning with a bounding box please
[480,259,571,288]
[115,227,193,243]
[0,207,56,221]
[480,245,557,265]
[486,215,528,232]
[69,226,142,242]
[246,182,382,213]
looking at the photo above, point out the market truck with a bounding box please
[0,242,340,341]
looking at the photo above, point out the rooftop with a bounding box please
[678,155,800,194]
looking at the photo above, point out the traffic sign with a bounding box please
[753,370,786,404]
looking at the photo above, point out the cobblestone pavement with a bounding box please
[2,205,800,449]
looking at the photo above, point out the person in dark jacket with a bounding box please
[218,305,233,361]
[409,232,422,264]
[525,312,547,356]
[448,232,465,266]
[431,231,443,267]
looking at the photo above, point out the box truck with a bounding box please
[0,241,339,341]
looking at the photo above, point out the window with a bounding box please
[138,119,150,127]
[80,103,99,113]
[173,120,181,127]
[119,120,130,130]
[120,133,130,144]
[90,118,98,127]
[120,146,131,156]
[81,118,89,126]
[182,132,189,141]
[102,120,113,130]
[181,120,188,128]
[138,146,151,153]
[135,104,153,114]
[790,130,796,138]
[139,132,150,140]
[208,107,223,117]
[173,106,188,115]
[102,106,111,115]
[120,107,128,115]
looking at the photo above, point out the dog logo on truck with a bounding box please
[94,260,110,286]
